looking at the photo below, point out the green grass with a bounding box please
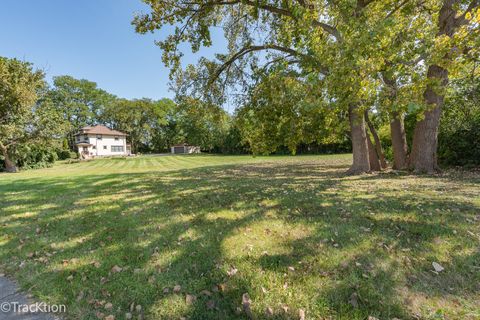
[0,154,479,320]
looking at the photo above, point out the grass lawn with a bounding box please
[0,154,479,320]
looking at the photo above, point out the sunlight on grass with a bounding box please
[0,154,479,319]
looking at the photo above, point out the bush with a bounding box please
[438,77,480,167]
[57,149,71,160]
[15,145,58,170]
[56,149,78,160]
[438,111,480,166]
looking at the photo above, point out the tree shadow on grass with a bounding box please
[0,160,479,319]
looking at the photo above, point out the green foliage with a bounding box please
[101,98,175,153]
[14,144,58,169]
[0,56,67,171]
[49,75,116,148]
[438,76,480,166]
[56,149,77,160]
[173,97,230,152]
[236,72,349,155]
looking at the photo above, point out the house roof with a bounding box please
[75,125,127,136]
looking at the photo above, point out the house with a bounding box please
[75,125,131,159]
[171,144,201,154]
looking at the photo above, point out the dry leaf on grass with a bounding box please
[227,266,238,276]
[242,293,253,319]
[265,307,274,317]
[299,308,306,320]
[432,262,444,272]
[186,294,196,305]
[111,265,122,273]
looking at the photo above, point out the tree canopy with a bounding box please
[133,0,480,173]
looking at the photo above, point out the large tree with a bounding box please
[134,0,479,174]
[0,57,65,172]
[409,0,479,172]
[49,75,115,149]
[101,98,174,153]
[132,0,424,173]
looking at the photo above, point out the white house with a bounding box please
[75,125,130,159]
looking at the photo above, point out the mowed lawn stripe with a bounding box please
[1,155,478,320]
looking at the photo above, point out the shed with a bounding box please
[171,144,201,154]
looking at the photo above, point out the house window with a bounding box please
[82,147,88,152]
[103,146,107,150]
[97,134,102,140]
[92,146,96,149]
[83,135,88,141]
[114,136,119,141]
[76,136,80,142]
[111,146,124,152]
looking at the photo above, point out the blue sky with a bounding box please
[0,0,226,100]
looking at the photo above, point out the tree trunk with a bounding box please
[347,105,370,174]
[365,110,387,169]
[409,0,458,173]
[381,72,408,169]
[409,65,446,173]
[367,131,381,171]
[0,144,17,173]
[390,112,409,170]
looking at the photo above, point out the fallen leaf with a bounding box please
[111,265,122,273]
[125,313,132,320]
[265,306,274,317]
[200,290,212,296]
[186,294,196,305]
[173,285,181,293]
[349,292,358,308]
[76,291,84,302]
[242,293,253,319]
[104,302,113,310]
[281,305,289,313]
[148,276,156,284]
[288,266,295,272]
[227,266,238,277]
[432,262,444,272]
[67,275,74,281]
[299,308,306,320]
[104,315,115,320]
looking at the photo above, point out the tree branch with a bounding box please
[209,44,329,84]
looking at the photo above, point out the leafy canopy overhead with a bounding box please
[134,0,479,111]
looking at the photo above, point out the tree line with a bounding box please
[1,50,479,173]
[0,58,248,172]
[133,0,480,174]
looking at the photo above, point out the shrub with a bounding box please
[15,145,58,170]
[57,149,72,160]
[438,77,480,167]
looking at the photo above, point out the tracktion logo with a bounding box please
[1,301,66,314]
